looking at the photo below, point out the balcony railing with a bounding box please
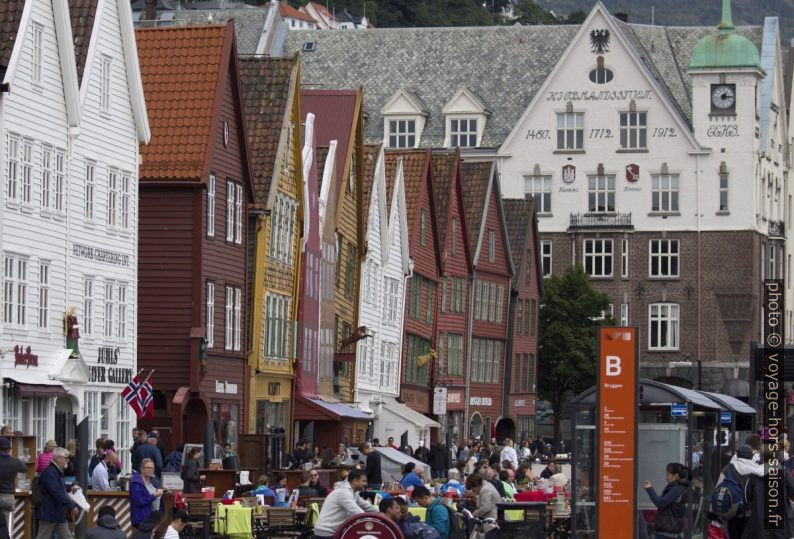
[769,220,785,238]
[569,212,633,230]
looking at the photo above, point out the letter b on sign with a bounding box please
[606,356,622,376]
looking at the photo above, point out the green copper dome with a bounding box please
[688,0,761,70]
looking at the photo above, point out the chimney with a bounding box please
[145,0,157,23]
[615,12,629,23]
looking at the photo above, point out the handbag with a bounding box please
[707,520,729,539]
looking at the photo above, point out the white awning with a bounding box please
[381,401,440,429]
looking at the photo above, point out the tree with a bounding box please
[513,0,557,25]
[538,264,611,448]
[563,10,587,24]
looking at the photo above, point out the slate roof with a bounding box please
[0,0,25,72]
[171,8,270,55]
[385,149,430,235]
[503,198,534,281]
[430,151,457,250]
[460,161,492,255]
[279,1,316,24]
[69,0,98,85]
[239,55,295,212]
[136,24,228,180]
[285,20,765,145]
[360,143,380,229]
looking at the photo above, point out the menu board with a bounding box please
[597,327,638,539]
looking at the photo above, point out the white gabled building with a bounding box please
[0,0,149,466]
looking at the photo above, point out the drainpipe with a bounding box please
[463,271,475,439]
[696,153,702,389]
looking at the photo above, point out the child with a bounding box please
[163,509,189,539]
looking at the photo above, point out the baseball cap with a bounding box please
[737,444,753,460]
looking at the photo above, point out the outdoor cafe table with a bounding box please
[214,503,253,537]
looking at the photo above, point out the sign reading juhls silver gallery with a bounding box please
[72,243,131,266]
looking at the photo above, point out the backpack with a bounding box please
[655,481,687,534]
[710,466,746,520]
[444,505,467,539]
[29,475,42,508]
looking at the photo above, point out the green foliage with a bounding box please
[538,264,612,444]
[514,0,557,25]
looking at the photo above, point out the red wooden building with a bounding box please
[430,151,473,441]
[502,199,542,441]
[460,161,514,440]
[136,24,254,451]
[385,150,442,420]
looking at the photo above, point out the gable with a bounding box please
[382,88,428,116]
[68,0,98,86]
[442,87,490,115]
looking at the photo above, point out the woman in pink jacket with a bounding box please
[36,439,57,473]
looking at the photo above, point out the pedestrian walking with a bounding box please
[129,458,163,528]
[35,447,78,539]
[180,447,204,494]
[0,437,26,535]
[643,463,689,539]
[742,446,794,538]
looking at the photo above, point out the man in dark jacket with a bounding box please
[0,437,26,531]
[361,443,382,490]
[86,505,126,539]
[742,447,794,539]
[430,442,446,480]
[132,433,163,478]
[36,447,78,539]
[414,441,430,465]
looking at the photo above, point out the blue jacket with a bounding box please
[399,471,424,490]
[132,443,163,476]
[129,472,160,526]
[36,462,76,523]
[425,497,450,539]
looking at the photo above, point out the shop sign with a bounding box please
[14,345,38,368]
[514,399,526,407]
[89,366,133,384]
[433,387,448,416]
[447,392,461,404]
[72,242,131,267]
[215,380,238,394]
[597,327,638,539]
[469,397,492,406]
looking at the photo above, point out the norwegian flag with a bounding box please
[121,375,154,419]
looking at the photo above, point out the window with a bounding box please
[541,240,552,277]
[588,174,615,212]
[408,275,424,319]
[651,174,679,212]
[425,281,435,325]
[41,146,53,209]
[264,293,290,360]
[556,112,584,150]
[211,403,238,454]
[769,245,777,280]
[344,243,357,300]
[100,56,112,111]
[524,175,551,213]
[226,182,235,242]
[21,139,32,204]
[85,162,95,219]
[234,183,242,244]
[488,231,495,263]
[1,388,20,431]
[420,209,427,246]
[380,341,399,391]
[107,169,118,226]
[516,301,523,336]
[649,303,679,350]
[388,119,416,148]
[225,286,234,350]
[451,218,458,256]
[450,277,465,313]
[121,174,132,229]
[6,134,19,201]
[116,398,131,471]
[719,166,729,212]
[450,118,477,148]
[496,285,504,323]
[83,278,94,335]
[104,281,115,338]
[649,239,679,278]
[54,150,65,212]
[234,287,241,351]
[383,277,402,323]
[528,299,535,336]
[589,66,613,84]
[621,238,629,278]
[471,338,501,383]
[3,255,27,326]
[38,262,49,328]
[583,239,613,277]
[207,174,216,236]
[117,285,127,339]
[447,333,463,376]
[32,398,48,452]
[619,111,647,149]
[206,282,214,348]
[526,249,532,284]
[268,194,298,263]
[32,24,43,84]
[405,334,430,385]
[620,303,629,326]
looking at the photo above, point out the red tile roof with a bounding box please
[430,151,457,250]
[239,55,296,211]
[136,24,230,181]
[0,0,26,71]
[385,149,431,235]
[360,143,380,231]
[279,1,317,23]
[68,0,98,85]
[503,198,534,279]
[460,161,493,256]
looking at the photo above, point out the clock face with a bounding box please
[711,85,736,110]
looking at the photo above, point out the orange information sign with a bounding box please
[597,327,638,539]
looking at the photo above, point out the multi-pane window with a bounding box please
[471,338,501,383]
[619,111,647,149]
[649,303,679,350]
[264,293,290,360]
[383,277,402,323]
[588,174,615,212]
[408,275,424,320]
[524,175,552,213]
[206,282,215,348]
[100,56,112,111]
[719,169,729,212]
[1,388,20,431]
[425,281,435,325]
[388,119,416,148]
[526,249,532,284]
[207,174,216,237]
[225,286,234,350]
[104,282,115,338]
[3,256,27,326]
[122,174,132,228]
[234,287,242,351]
[21,139,32,204]
[649,239,679,278]
[621,238,629,278]
[38,262,49,329]
[268,194,298,263]
[769,245,777,280]
[85,162,95,219]
[556,112,584,150]
[32,24,43,84]
[54,150,65,212]
[32,398,48,452]
[488,231,495,263]
[405,334,430,385]
[380,341,399,391]
[116,399,131,470]
[620,303,629,326]
[541,240,552,277]
[234,183,242,244]
[84,278,94,335]
[420,209,427,246]
[447,333,463,376]
[451,218,458,256]
[583,239,613,277]
[108,169,118,226]
[474,280,503,323]
[344,243,357,299]
[117,285,127,339]
[450,118,477,148]
[6,134,19,201]
[651,174,679,212]
[226,182,235,242]
[41,146,53,209]
[446,277,465,314]
[85,392,99,448]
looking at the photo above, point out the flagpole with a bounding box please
[98,368,146,423]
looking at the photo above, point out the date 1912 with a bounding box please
[652,127,676,138]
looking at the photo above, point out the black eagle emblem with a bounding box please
[590,29,611,54]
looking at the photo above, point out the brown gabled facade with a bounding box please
[136,23,254,451]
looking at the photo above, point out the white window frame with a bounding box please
[649,239,680,278]
[524,175,552,214]
[21,138,32,204]
[108,168,119,227]
[620,303,629,326]
[31,397,49,452]
[619,111,647,149]
[85,161,95,220]
[85,391,99,448]
[488,231,495,263]
[117,284,127,339]
[54,150,66,213]
[206,281,215,348]
[649,303,680,351]
[541,240,552,277]
[420,209,427,246]
[719,170,729,212]
[32,24,43,85]
[556,112,584,150]
[100,56,112,112]
[587,174,615,213]
[651,174,680,213]
[268,194,298,263]
[264,292,290,360]
[121,173,132,229]
[104,281,115,338]
[449,117,478,148]
[226,182,235,242]
[621,238,629,278]
[84,278,94,336]
[207,174,216,237]
[1,388,20,431]
[387,118,416,148]
[115,398,131,471]
[225,286,234,350]
[6,134,19,202]
[770,245,777,280]
[3,255,27,326]
[41,145,53,209]
[583,239,613,277]
[451,218,458,256]
[38,261,49,329]
[234,183,242,244]
[234,287,241,351]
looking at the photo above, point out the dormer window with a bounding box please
[388,119,416,148]
[450,119,477,148]
[382,89,428,149]
[442,88,490,149]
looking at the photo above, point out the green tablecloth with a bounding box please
[214,503,253,538]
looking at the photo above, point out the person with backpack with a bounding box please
[643,462,690,538]
[0,437,26,534]
[413,486,451,539]
[712,444,759,538]
[741,445,794,539]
